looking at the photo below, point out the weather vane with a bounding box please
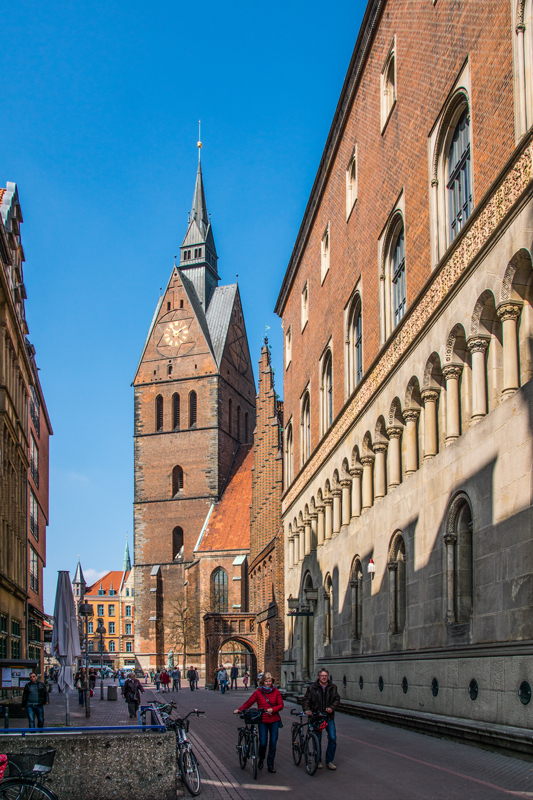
[197,120,202,159]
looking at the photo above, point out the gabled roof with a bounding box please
[196,444,253,553]
[132,294,164,382]
[205,283,238,365]
[180,270,215,358]
[85,570,129,597]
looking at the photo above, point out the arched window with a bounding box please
[347,294,363,394]
[301,392,311,464]
[350,558,363,640]
[284,422,294,488]
[380,40,396,131]
[189,391,197,428]
[388,534,406,634]
[392,226,406,327]
[237,406,241,442]
[228,398,233,436]
[445,493,473,625]
[172,393,180,430]
[447,109,471,243]
[212,568,228,612]
[320,350,333,435]
[244,412,249,443]
[156,395,164,432]
[172,526,184,561]
[324,574,333,645]
[172,465,183,496]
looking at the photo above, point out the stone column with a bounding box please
[403,409,420,476]
[299,526,306,563]
[443,364,462,444]
[444,532,456,625]
[317,505,325,547]
[388,561,398,633]
[350,467,362,517]
[497,303,522,397]
[341,480,351,525]
[288,536,294,569]
[292,530,299,565]
[361,455,375,511]
[304,519,312,557]
[332,489,342,534]
[387,427,402,488]
[324,498,333,541]
[421,389,439,460]
[373,442,388,500]
[431,178,439,263]
[310,512,318,552]
[468,337,489,422]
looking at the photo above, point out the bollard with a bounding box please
[4,707,9,729]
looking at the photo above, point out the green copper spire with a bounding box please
[123,538,132,571]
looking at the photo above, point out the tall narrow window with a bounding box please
[346,148,357,218]
[324,574,333,645]
[301,392,311,463]
[212,568,228,612]
[156,395,164,432]
[321,225,330,283]
[381,40,396,131]
[445,494,473,626]
[347,295,363,393]
[189,391,197,428]
[321,350,333,434]
[285,326,292,367]
[228,398,233,436]
[30,547,39,593]
[392,226,406,327]
[388,534,406,634]
[30,490,39,541]
[285,422,294,488]
[172,465,184,496]
[30,386,40,436]
[236,406,241,442]
[350,559,363,640]
[447,108,472,242]
[172,526,184,561]
[301,283,309,330]
[244,412,249,443]
[30,435,39,488]
[172,393,180,429]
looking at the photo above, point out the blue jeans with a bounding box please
[317,719,336,764]
[220,680,227,694]
[27,704,44,729]
[258,721,279,767]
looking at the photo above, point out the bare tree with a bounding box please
[165,596,200,672]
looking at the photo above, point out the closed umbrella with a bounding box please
[52,571,81,726]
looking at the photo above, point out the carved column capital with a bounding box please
[373,442,388,455]
[350,466,363,478]
[309,511,318,521]
[340,479,352,488]
[403,409,420,423]
[467,336,489,354]
[332,488,342,497]
[360,455,375,467]
[387,426,403,440]
[444,532,457,546]
[442,364,463,381]
[323,497,333,507]
[497,302,522,323]
[421,389,440,404]
[387,561,398,572]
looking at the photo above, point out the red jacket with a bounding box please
[238,687,284,723]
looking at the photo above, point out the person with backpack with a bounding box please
[233,672,284,773]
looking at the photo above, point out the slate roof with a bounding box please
[180,270,215,357]
[205,283,238,365]
[196,444,253,553]
[73,561,85,585]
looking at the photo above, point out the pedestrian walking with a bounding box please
[243,671,249,690]
[172,667,181,691]
[302,668,341,770]
[119,672,126,697]
[160,669,171,693]
[21,672,49,729]
[217,666,229,694]
[194,667,199,690]
[124,673,145,718]
[150,670,155,684]
[230,664,239,691]
[154,670,161,692]
[74,667,88,706]
[234,672,284,774]
[214,666,219,692]
[89,668,96,692]
[187,666,196,691]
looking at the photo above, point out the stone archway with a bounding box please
[218,638,257,682]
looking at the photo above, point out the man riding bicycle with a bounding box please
[301,668,340,770]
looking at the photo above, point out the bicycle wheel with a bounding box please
[250,733,258,780]
[179,747,201,797]
[237,729,247,769]
[304,732,320,776]
[291,723,302,766]
[0,778,59,800]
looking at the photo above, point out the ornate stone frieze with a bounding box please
[283,144,533,511]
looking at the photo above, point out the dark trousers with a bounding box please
[78,689,85,706]
[258,721,279,768]
[189,680,195,691]
[317,719,337,765]
[127,700,139,718]
[27,704,44,729]
[231,677,238,690]
[173,679,181,690]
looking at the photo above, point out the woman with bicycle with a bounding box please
[234,672,284,773]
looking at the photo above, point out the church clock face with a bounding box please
[155,314,195,357]
[228,324,248,374]
[164,321,190,348]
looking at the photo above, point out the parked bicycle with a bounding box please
[236,709,262,780]
[0,748,59,800]
[290,709,328,776]
[168,709,205,796]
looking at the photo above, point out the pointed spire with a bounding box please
[191,143,209,230]
[73,560,85,586]
[123,538,132,572]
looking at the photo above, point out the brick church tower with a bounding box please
[133,145,256,673]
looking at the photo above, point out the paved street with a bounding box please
[19,680,533,798]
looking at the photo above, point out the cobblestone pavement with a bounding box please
[16,681,533,798]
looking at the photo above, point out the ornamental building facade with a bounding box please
[276,0,533,741]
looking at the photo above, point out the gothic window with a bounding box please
[301,282,309,330]
[189,391,197,428]
[173,393,180,429]
[392,226,406,327]
[321,225,330,283]
[156,395,164,432]
[244,412,249,443]
[172,465,184,496]
[350,558,363,640]
[381,39,397,131]
[285,422,294,488]
[237,405,241,442]
[388,533,406,634]
[324,574,333,645]
[301,391,311,464]
[346,147,357,218]
[347,294,363,393]
[228,398,233,436]
[320,350,333,435]
[447,108,472,243]
[445,494,473,625]
[285,326,292,367]
[172,526,184,561]
[212,568,228,612]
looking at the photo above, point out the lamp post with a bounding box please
[78,602,93,718]
[97,619,106,700]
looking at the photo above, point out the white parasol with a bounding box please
[51,571,81,726]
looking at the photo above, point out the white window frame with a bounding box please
[513,0,533,141]
[344,286,363,397]
[319,344,333,437]
[346,146,358,219]
[284,419,294,489]
[285,325,292,368]
[321,224,330,283]
[378,193,406,344]
[301,282,309,331]
[300,388,311,465]
[380,37,397,133]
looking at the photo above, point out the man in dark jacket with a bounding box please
[21,672,49,729]
[230,664,239,691]
[124,674,145,718]
[302,668,340,770]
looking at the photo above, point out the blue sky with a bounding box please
[1,0,366,611]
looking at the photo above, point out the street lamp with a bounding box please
[96,619,106,700]
[78,602,93,718]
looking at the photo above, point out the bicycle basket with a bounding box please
[243,709,262,725]
[7,749,56,777]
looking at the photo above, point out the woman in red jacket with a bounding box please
[234,672,284,773]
